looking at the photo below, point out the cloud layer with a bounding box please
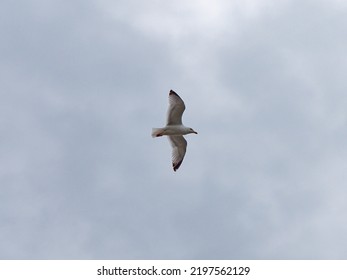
[1,0,347,259]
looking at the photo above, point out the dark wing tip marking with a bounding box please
[173,160,183,172]
[169,90,179,97]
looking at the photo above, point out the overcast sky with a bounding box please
[1,0,347,259]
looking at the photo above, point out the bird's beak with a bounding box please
[194,131,198,134]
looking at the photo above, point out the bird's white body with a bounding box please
[152,125,195,137]
[152,90,197,171]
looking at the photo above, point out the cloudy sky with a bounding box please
[1,0,347,259]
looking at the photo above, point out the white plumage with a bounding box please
[152,90,197,171]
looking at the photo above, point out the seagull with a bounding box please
[152,90,198,172]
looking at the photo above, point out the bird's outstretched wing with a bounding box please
[168,135,187,172]
[166,90,185,125]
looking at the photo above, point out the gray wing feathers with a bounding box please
[168,136,187,172]
[166,90,185,125]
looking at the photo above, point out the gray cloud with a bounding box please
[1,0,347,259]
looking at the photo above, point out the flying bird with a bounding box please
[152,90,197,172]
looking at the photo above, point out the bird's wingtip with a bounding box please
[169,89,178,96]
[173,160,183,172]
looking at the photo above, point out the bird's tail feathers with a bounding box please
[152,128,164,138]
